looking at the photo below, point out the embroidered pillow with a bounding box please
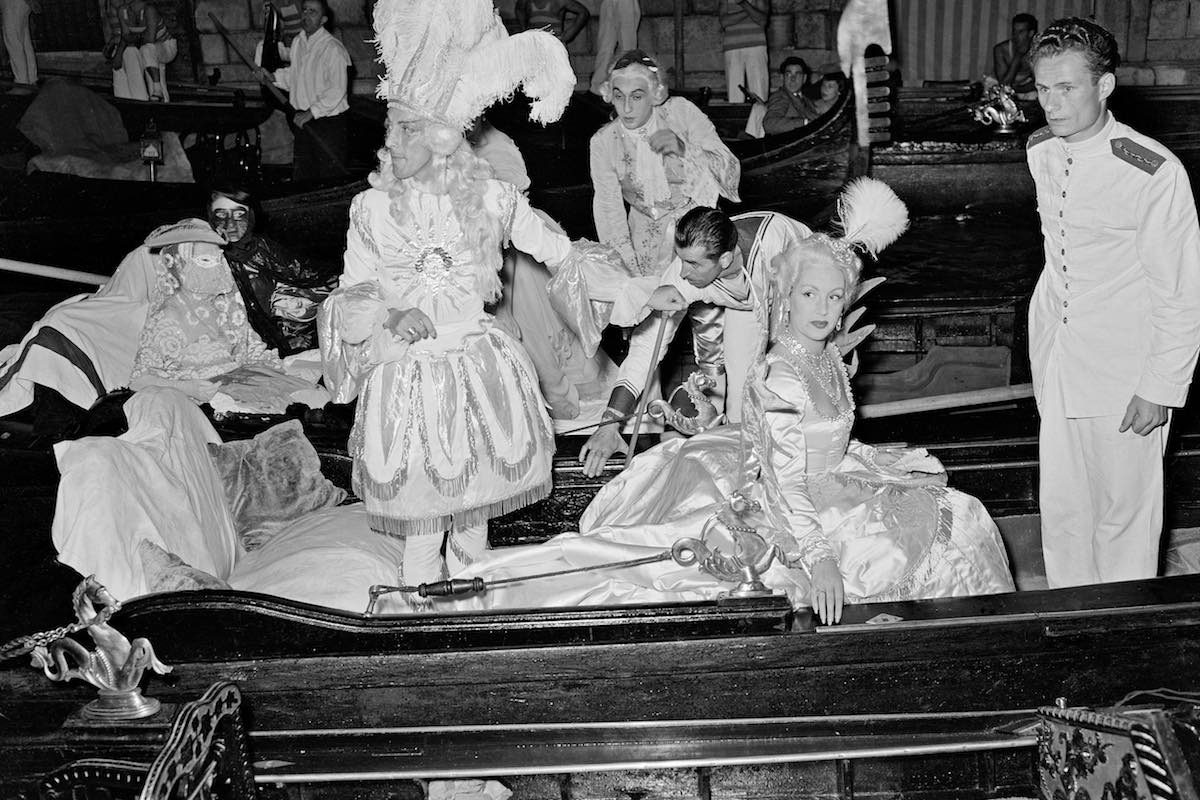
[208,419,346,551]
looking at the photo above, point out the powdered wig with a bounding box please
[768,178,908,339]
[1029,17,1120,80]
[600,49,669,105]
[369,110,506,302]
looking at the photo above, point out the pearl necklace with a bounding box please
[777,332,845,407]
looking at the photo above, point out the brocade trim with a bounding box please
[350,194,381,259]
[857,485,956,603]
[366,480,552,537]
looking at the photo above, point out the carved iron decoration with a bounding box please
[26,576,172,720]
[142,682,256,800]
[1037,704,1192,800]
[32,682,257,800]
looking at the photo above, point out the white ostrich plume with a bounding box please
[834,177,909,258]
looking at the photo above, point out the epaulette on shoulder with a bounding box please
[1026,126,1054,149]
[1111,137,1165,175]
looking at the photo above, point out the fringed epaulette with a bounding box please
[1026,126,1054,149]
[1111,137,1165,175]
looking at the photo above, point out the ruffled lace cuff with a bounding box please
[546,239,633,358]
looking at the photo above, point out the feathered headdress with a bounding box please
[373,0,576,131]
[766,177,908,344]
[770,177,908,285]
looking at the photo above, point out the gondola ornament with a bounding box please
[970,77,1027,135]
[2,576,173,720]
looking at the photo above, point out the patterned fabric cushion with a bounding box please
[209,419,346,551]
[138,540,231,592]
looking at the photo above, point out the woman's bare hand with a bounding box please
[809,558,845,624]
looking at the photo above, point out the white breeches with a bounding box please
[1,0,36,85]
[1038,374,1169,588]
[113,39,177,101]
[724,45,768,104]
[721,307,760,424]
[399,522,489,601]
[589,0,642,93]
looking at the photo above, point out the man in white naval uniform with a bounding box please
[1027,17,1200,587]
[578,207,813,477]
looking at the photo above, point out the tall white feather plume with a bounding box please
[834,177,909,258]
[373,0,574,130]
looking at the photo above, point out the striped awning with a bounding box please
[892,0,1096,86]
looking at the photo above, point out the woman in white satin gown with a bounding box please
[444,180,1015,622]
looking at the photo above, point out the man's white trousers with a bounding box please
[1038,360,1168,588]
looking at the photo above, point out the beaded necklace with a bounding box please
[777,331,847,410]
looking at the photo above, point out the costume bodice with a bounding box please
[347,187,514,327]
[752,351,855,484]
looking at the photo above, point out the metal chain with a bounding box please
[0,603,119,662]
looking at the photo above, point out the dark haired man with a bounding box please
[258,0,351,179]
[1026,17,1200,587]
[760,56,818,136]
[993,12,1037,95]
[579,207,813,476]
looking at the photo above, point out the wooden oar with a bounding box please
[207,12,345,168]
[0,257,107,286]
[858,384,1034,419]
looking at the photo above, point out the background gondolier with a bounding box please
[257,0,350,180]
[1026,17,1200,588]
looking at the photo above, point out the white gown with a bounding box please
[441,352,1016,611]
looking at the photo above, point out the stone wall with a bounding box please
[187,0,845,96]
[41,1,1200,90]
[1119,0,1200,83]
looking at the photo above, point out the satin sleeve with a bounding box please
[742,358,838,573]
[317,193,390,403]
[669,98,742,206]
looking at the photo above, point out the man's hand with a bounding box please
[385,307,437,343]
[809,558,845,624]
[294,109,314,128]
[1119,394,1169,436]
[253,66,274,85]
[579,423,627,477]
[648,129,685,157]
[645,285,687,313]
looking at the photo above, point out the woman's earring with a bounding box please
[835,318,843,331]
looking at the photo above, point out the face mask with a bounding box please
[211,206,250,243]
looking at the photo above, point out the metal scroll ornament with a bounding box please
[648,371,726,436]
[25,576,173,720]
[674,491,782,599]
